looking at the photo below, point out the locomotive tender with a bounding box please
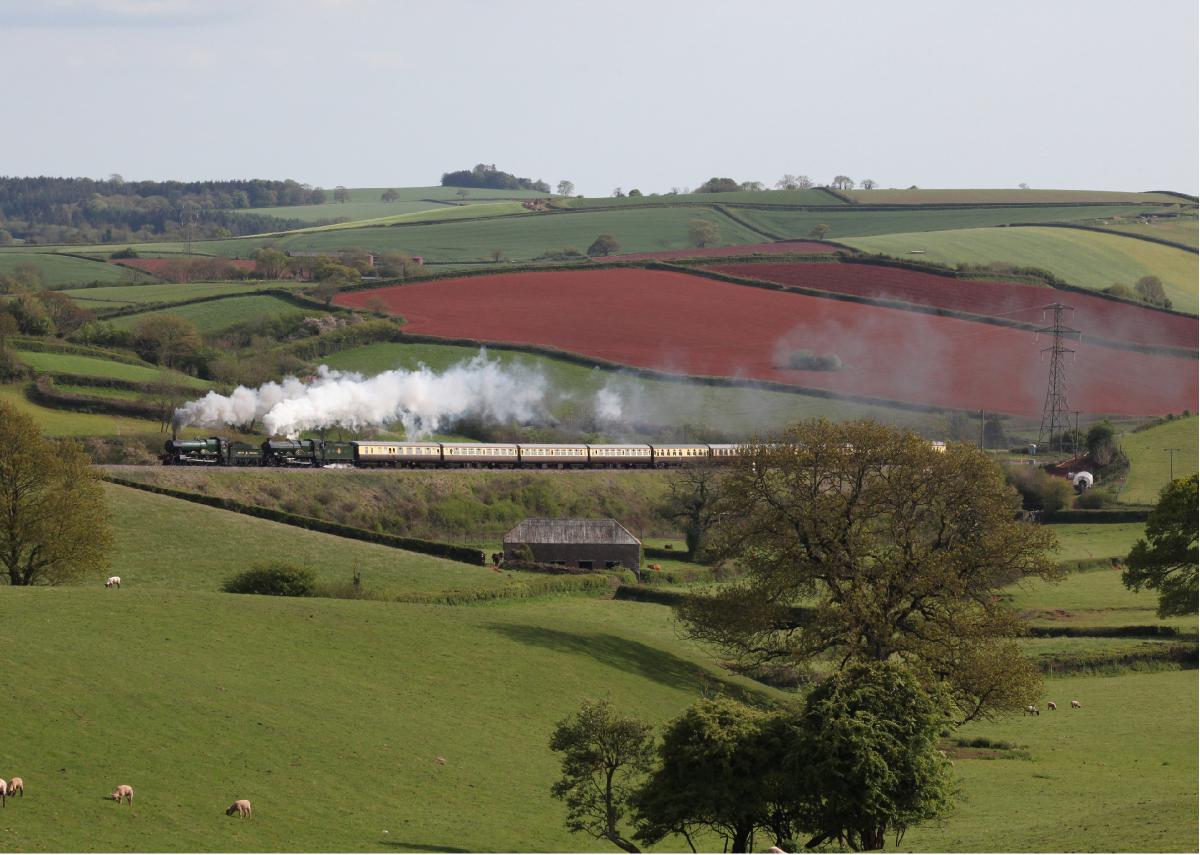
[162,437,747,469]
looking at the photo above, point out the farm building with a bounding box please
[502,518,641,571]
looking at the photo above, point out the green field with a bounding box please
[0,384,165,436]
[559,188,843,209]
[66,281,306,310]
[0,251,153,287]
[1093,215,1199,249]
[842,188,1188,205]
[14,351,210,387]
[1120,415,1199,504]
[108,294,312,333]
[844,225,1199,314]
[1048,523,1144,562]
[236,185,549,225]
[1005,565,1196,632]
[106,483,507,597]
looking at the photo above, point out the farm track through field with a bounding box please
[335,269,1197,417]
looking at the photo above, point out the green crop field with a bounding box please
[108,294,312,333]
[235,185,549,225]
[317,340,945,436]
[734,205,1178,242]
[66,281,306,310]
[14,351,210,387]
[844,226,1200,313]
[1092,215,1199,249]
[559,188,843,209]
[285,201,529,233]
[1120,415,1199,504]
[0,251,153,287]
[842,188,1188,205]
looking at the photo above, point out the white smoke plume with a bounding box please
[173,351,555,438]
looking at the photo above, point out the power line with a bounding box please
[1036,303,1081,454]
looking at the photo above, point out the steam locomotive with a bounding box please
[161,437,750,468]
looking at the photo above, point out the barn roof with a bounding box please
[503,518,640,546]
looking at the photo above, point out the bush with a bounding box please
[221,562,316,597]
[783,349,842,371]
[109,247,139,259]
[1075,487,1115,509]
[1006,467,1073,512]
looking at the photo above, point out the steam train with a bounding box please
[161,437,753,468]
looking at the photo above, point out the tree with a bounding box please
[38,291,94,335]
[687,219,720,248]
[627,188,643,197]
[634,699,781,853]
[794,661,955,851]
[380,188,400,202]
[775,175,800,190]
[557,180,575,197]
[830,175,854,190]
[0,311,16,351]
[611,187,625,198]
[795,175,814,189]
[740,181,764,192]
[549,698,655,853]
[860,178,877,190]
[1085,419,1117,466]
[1123,475,1198,617]
[456,188,470,204]
[133,314,201,368]
[0,402,112,586]
[587,234,620,257]
[675,420,1059,723]
[333,186,350,203]
[808,223,829,239]
[660,461,724,559]
[1134,275,1171,309]
[695,177,740,193]
[253,247,290,279]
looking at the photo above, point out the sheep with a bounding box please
[111,784,133,805]
[225,799,252,819]
[8,777,22,797]
[0,778,6,808]
[105,576,121,588]
[1071,700,1082,709]
[1023,704,1040,716]
[1046,701,1057,711]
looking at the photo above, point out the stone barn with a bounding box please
[502,518,641,572]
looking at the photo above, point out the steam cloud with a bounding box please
[173,351,563,438]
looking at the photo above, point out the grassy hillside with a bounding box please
[108,294,312,333]
[14,351,211,387]
[1098,217,1198,249]
[558,188,843,208]
[0,587,751,853]
[843,226,1199,314]
[1048,523,1144,562]
[0,383,167,436]
[0,251,153,286]
[1120,415,1199,504]
[105,482,505,596]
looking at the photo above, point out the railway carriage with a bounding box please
[441,442,520,468]
[652,444,711,466]
[353,441,443,467]
[517,443,590,468]
[587,444,653,468]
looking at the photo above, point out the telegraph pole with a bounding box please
[1164,448,1181,481]
[1036,303,1080,454]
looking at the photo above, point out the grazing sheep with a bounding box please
[0,778,6,807]
[1024,704,1040,716]
[105,576,121,588]
[111,784,133,805]
[8,777,22,797]
[1071,700,1082,709]
[225,799,251,819]
[1046,702,1057,711]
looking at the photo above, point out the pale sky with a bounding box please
[1,0,1196,196]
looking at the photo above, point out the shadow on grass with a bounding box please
[377,842,471,853]
[485,623,707,691]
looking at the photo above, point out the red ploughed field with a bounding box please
[604,241,842,261]
[335,269,1197,417]
[705,262,1198,352]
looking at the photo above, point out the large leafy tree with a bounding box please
[676,420,1059,723]
[1,402,112,585]
[633,699,783,853]
[794,661,955,851]
[1123,475,1198,617]
[549,699,655,853]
